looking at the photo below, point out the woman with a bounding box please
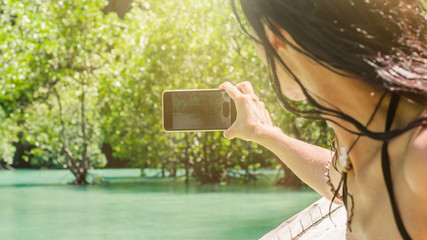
[219,0,427,239]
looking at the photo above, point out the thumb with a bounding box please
[223,127,236,140]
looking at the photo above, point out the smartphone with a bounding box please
[162,89,237,132]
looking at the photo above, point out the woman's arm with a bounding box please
[256,125,339,201]
[220,81,341,202]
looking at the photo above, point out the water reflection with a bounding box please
[0,169,320,240]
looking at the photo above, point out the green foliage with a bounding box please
[0,0,117,181]
[0,109,17,164]
[0,0,332,185]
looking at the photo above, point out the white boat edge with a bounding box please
[260,197,347,240]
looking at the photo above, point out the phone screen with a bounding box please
[163,90,236,132]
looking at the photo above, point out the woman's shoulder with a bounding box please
[404,109,427,200]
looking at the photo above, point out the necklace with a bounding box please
[326,92,387,231]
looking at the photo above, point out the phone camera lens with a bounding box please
[222,102,230,117]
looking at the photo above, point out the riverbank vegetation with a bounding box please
[0,0,332,185]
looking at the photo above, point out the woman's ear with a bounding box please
[265,24,292,52]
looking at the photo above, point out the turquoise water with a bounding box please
[0,169,320,240]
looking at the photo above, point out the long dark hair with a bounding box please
[231,0,427,237]
[231,0,427,141]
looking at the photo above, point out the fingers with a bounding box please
[264,107,273,126]
[236,81,259,102]
[219,82,242,101]
[219,81,273,140]
[219,82,240,140]
[221,81,260,103]
[258,100,272,126]
[258,100,265,109]
[235,81,254,95]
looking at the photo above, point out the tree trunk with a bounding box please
[72,171,89,185]
[80,78,89,175]
[161,160,166,178]
[54,87,90,186]
[184,134,191,184]
[102,143,130,168]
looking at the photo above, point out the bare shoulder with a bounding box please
[404,123,427,200]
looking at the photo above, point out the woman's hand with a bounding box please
[219,81,276,142]
[220,82,337,201]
